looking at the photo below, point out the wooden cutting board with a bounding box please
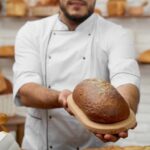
[67,95,136,134]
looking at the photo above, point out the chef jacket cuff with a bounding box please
[13,74,42,106]
[111,73,140,89]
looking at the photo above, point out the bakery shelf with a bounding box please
[0,55,14,59]
[1,14,150,20]
[0,46,14,59]
[0,15,39,20]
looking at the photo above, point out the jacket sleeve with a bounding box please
[108,28,140,88]
[13,22,42,106]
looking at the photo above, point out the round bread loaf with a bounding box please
[0,113,8,124]
[138,50,150,64]
[73,79,130,124]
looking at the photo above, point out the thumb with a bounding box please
[59,94,67,108]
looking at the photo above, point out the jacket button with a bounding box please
[88,33,91,36]
[49,145,53,149]
[49,56,52,59]
[82,57,86,60]
[49,116,52,119]
[77,147,80,150]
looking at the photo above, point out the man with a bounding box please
[13,0,140,150]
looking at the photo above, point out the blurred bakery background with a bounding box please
[0,0,150,148]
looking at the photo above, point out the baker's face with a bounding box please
[59,0,96,22]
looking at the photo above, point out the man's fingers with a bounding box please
[59,95,67,107]
[96,134,119,142]
[94,130,130,143]
[104,134,119,142]
[95,134,103,139]
[95,134,108,143]
[63,100,68,108]
[59,89,72,108]
[118,131,128,138]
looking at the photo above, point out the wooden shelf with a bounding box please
[1,14,150,20]
[0,56,14,59]
[5,115,25,146]
[0,15,39,20]
[0,46,14,59]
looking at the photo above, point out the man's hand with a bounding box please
[93,123,137,143]
[95,131,128,143]
[58,89,73,115]
[94,84,139,143]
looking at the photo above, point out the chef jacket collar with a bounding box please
[54,13,96,32]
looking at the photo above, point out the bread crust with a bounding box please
[73,79,130,124]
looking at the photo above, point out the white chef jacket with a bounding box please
[13,13,140,150]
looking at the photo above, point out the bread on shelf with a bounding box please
[6,0,28,17]
[107,0,127,17]
[124,146,148,150]
[38,0,59,6]
[0,113,8,125]
[0,76,12,95]
[138,50,150,64]
[128,6,144,16]
[30,5,59,17]
[0,74,7,94]
[0,46,14,58]
[94,8,101,15]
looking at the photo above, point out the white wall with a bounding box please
[106,65,150,146]
[110,18,150,53]
[0,18,27,80]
